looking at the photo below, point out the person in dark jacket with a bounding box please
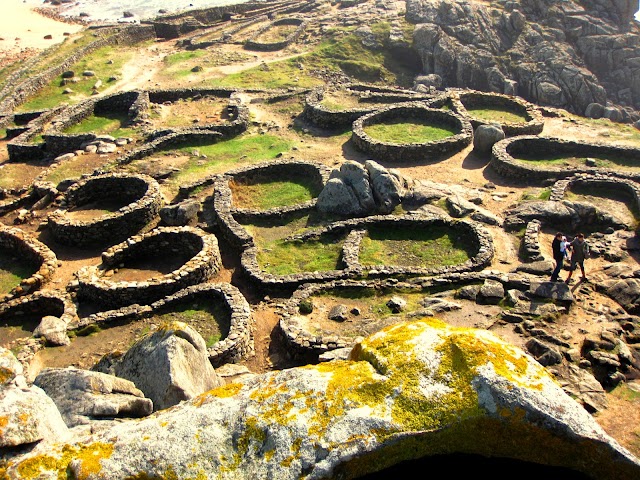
[565,233,590,283]
[550,232,565,282]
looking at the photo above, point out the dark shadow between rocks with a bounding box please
[354,453,592,479]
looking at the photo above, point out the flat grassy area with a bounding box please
[153,300,229,348]
[169,134,294,182]
[358,226,472,268]
[17,45,133,112]
[364,120,458,144]
[0,247,37,295]
[211,21,418,89]
[229,178,319,210]
[63,112,138,138]
[466,106,527,124]
[253,24,299,43]
[315,287,427,318]
[256,234,344,275]
[0,161,46,190]
[514,153,640,170]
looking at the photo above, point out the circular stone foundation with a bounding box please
[0,225,58,302]
[490,136,640,183]
[351,103,473,163]
[451,90,544,136]
[48,173,164,247]
[74,226,221,309]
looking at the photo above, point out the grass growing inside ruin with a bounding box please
[210,21,418,89]
[0,162,44,190]
[153,300,230,347]
[63,112,138,138]
[0,248,36,295]
[253,24,299,43]
[466,106,527,124]
[364,120,458,144]
[255,235,344,275]
[513,153,640,170]
[0,30,99,95]
[17,45,132,112]
[229,178,320,210]
[45,154,116,185]
[358,226,471,268]
[316,288,427,318]
[167,133,295,184]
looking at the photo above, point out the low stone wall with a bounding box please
[0,25,155,114]
[144,88,249,140]
[351,103,473,162]
[211,159,332,249]
[240,214,494,290]
[0,225,58,302]
[74,226,222,309]
[490,135,640,184]
[6,106,67,162]
[48,173,163,247]
[549,173,640,213]
[302,86,442,129]
[244,17,307,51]
[151,2,269,39]
[75,283,253,367]
[151,283,253,367]
[185,15,269,49]
[522,219,545,262]
[0,290,78,330]
[450,89,544,136]
[278,271,523,357]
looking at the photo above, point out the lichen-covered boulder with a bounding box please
[33,367,153,427]
[105,321,223,411]
[0,348,69,448]
[3,320,639,479]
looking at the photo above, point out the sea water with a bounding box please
[24,0,250,23]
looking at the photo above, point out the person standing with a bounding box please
[550,232,565,282]
[565,233,590,283]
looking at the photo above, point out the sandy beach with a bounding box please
[0,0,84,68]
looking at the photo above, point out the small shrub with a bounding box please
[298,298,314,314]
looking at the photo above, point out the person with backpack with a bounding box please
[565,233,590,284]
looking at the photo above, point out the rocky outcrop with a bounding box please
[503,199,627,232]
[0,348,69,448]
[316,160,406,217]
[407,0,640,117]
[3,320,640,479]
[96,322,223,411]
[33,368,153,427]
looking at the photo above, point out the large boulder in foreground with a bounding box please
[34,367,153,427]
[104,321,223,411]
[0,348,69,448]
[3,320,639,479]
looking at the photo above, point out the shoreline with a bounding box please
[0,0,85,68]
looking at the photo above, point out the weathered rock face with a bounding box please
[33,367,153,427]
[503,200,627,231]
[0,348,69,448]
[3,321,639,479]
[407,0,640,116]
[101,321,223,411]
[316,160,405,217]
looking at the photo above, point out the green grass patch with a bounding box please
[364,120,458,144]
[230,179,320,210]
[17,45,133,111]
[466,106,528,124]
[521,188,551,201]
[211,21,419,89]
[0,248,36,295]
[164,134,294,185]
[358,225,472,268]
[514,152,640,170]
[256,234,344,275]
[63,112,138,138]
[153,299,230,346]
[159,50,208,80]
[253,24,298,43]
[315,287,427,318]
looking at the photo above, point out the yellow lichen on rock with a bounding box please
[15,442,113,479]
